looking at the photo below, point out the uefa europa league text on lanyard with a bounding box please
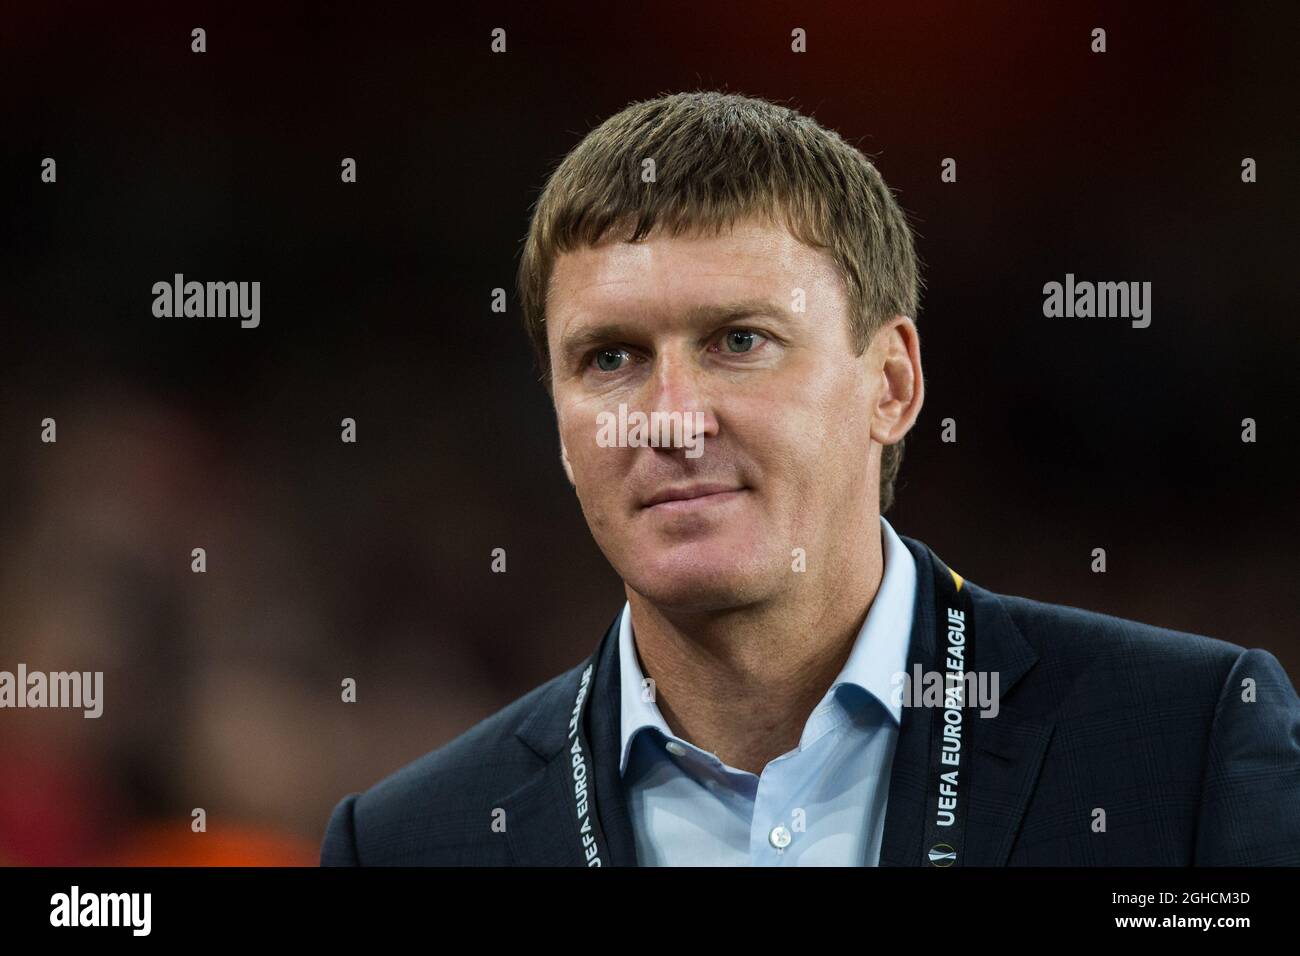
[564,557,977,867]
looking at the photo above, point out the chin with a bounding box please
[621,540,776,612]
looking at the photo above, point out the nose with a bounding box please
[640,345,719,453]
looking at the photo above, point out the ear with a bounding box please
[559,435,576,486]
[869,315,925,447]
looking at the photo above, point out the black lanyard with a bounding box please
[565,658,609,866]
[921,559,976,866]
[566,553,975,867]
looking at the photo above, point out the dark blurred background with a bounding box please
[0,1,1295,864]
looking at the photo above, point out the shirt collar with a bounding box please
[617,515,917,776]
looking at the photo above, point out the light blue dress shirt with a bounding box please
[618,515,917,866]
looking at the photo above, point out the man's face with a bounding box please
[546,215,901,613]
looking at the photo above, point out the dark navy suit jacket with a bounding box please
[321,535,1300,865]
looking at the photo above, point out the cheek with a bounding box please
[725,397,822,501]
[733,369,866,486]
[748,370,844,446]
[560,416,622,505]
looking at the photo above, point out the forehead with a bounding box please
[546,216,841,332]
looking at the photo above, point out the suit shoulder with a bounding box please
[342,659,583,862]
[990,587,1246,665]
[365,659,580,800]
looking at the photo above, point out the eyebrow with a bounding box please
[557,298,792,364]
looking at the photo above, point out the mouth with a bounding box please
[639,482,747,513]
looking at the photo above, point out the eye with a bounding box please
[719,329,763,353]
[593,347,629,372]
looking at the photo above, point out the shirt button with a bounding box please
[769,825,792,849]
[665,740,687,757]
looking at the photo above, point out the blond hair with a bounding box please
[517,91,921,511]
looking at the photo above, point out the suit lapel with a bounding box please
[881,536,1054,866]
[500,534,1052,867]
[499,614,638,866]
[877,536,937,866]
[586,613,641,865]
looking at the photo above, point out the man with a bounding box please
[321,91,1300,866]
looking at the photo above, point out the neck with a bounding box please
[626,525,884,775]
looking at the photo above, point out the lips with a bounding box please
[640,482,745,509]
